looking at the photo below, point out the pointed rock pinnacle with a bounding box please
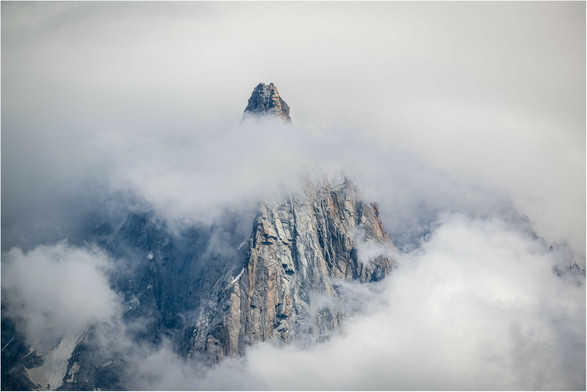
[243,82,291,123]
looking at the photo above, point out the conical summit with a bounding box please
[243,82,291,122]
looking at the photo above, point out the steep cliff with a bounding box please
[187,177,395,362]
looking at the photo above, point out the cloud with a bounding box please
[1,2,584,390]
[2,242,121,353]
[9,217,579,389]
[129,214,585,390]
[2,1,584,259]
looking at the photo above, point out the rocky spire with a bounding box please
[243,82,291,122]
[187,177,395,362]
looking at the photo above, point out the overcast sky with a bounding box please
[2,2,585,390]
[3,1,584,257]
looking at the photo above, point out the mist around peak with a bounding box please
[2,2,584,390]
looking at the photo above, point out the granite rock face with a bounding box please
[187,177,395,362]
[243,82,291,122]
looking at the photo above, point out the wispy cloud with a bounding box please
[2,243,120,354]
[1,2,584,390]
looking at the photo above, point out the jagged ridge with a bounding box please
[187,177,395,362]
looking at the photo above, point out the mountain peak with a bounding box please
[243,82,291,123]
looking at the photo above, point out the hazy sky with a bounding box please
[3,1,584,257]
[2,2,585,390]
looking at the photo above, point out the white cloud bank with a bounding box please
[2,243,120,354]
[130,215,585,390]
[1,2,584,390]
[3,215,583,390]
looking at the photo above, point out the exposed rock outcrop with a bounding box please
[187,177,395,362]
[243,82,291,122]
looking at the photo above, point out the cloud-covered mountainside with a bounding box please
[2,2,585,390]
